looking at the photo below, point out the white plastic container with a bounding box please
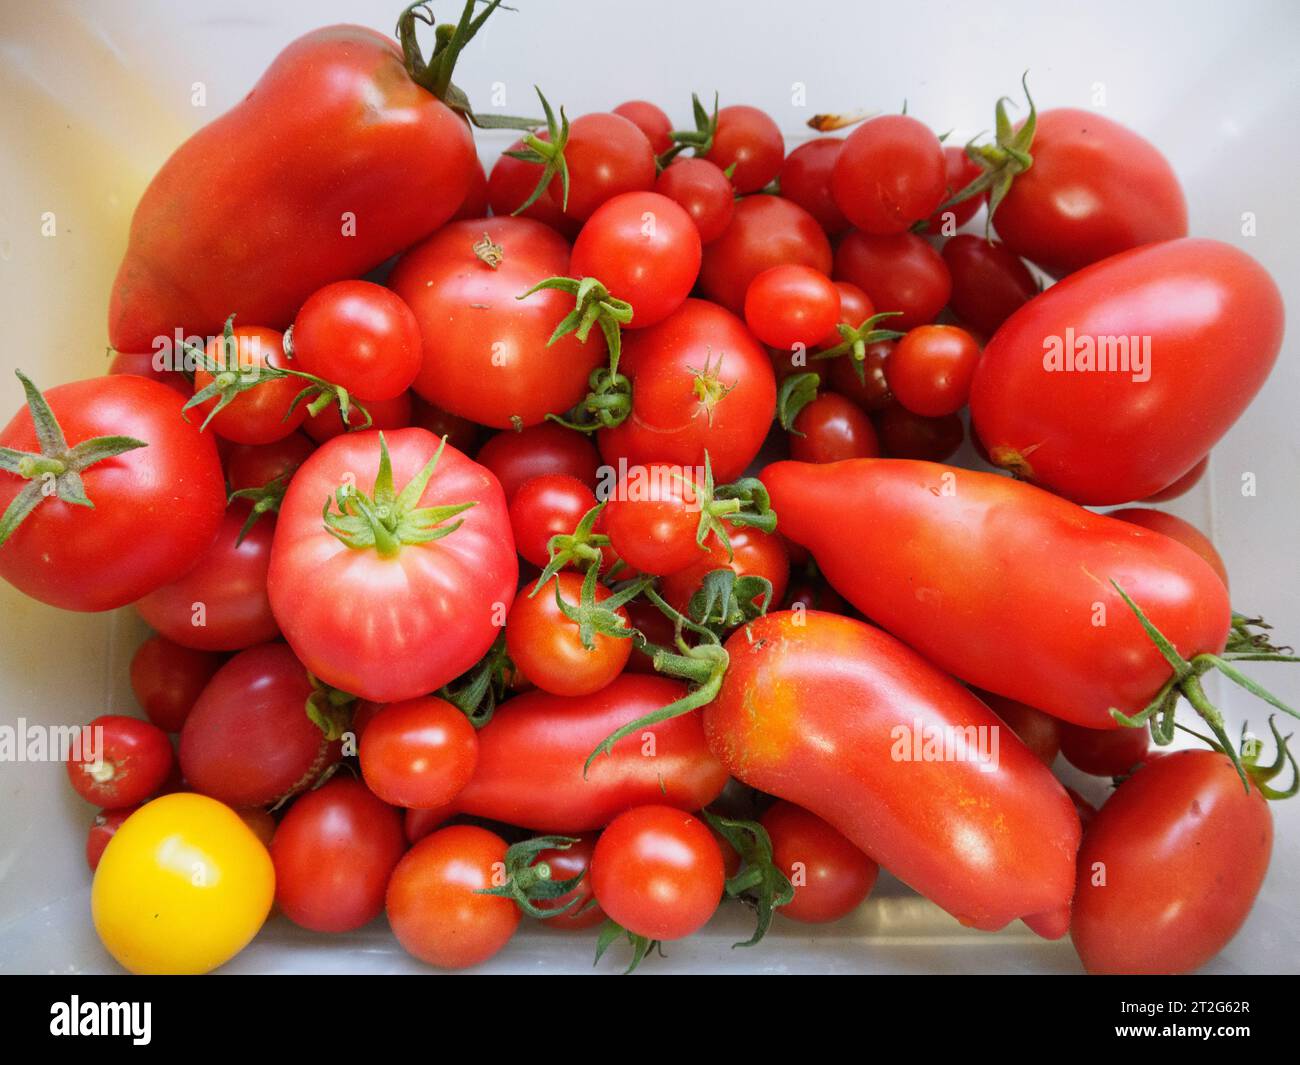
[1,0,1297,974]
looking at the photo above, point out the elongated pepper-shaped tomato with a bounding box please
[108,24,477,353]
[702,611,1081,936]
[452,675,728,832]
[762,458,1231,729]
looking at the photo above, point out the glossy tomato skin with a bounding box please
[885,324,981,417]
[87,806,138,872]
[598,299,777,484]
[828,339,894,413]
[179,643,340,808]
[970,239,1284,505]
[533,835,604,929]
[654,158,735,244]
[135,502,279,651]
[108,26,474,352]
[874,404,963,461]
[1058,721,1150,777]
[745,264,841,351]
[591,805,725,941]
[613,100,673,153]
[547,113,657,223]
[601,463,713,576]
[508,474,596,569]
[390,217,605,428]
[779,138,849,235]
[699,195,832,314]
[1071,751,1271,974]
[477,423,602,502]
[271,777,407,933]
[451,675,728,832]
[1143,457,1207,503]
[224,432,315,493]
[707,105,784,194]
[359,696,479,809]
[762,459,1232,729]
[129,635,224,733]
[303,389,412,444]
[940,235,1038,336]
[1108,508,1228,591]
[386,825,519,970]
[831,115,947,234]
[761,800,878,923]
[268,429,517,703]
[0,375,226,612]
[791,393,880,463]
[192,326,305,445]
[976,691,1061,766]
[450,156,490,221]
[488,136,580,238]
[703,611,1080,935]
[924,146,985,233]
[658,525,790,617]
[993,109,1187,276]
[833,230,950,330]
[67,715,174,810]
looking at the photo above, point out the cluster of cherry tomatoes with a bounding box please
[4,2,1294,976]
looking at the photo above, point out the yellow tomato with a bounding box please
[92,792,274,974]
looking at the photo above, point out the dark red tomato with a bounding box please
[1143,457,1207,503]
[744,264,841,352]
[86,806,140,871]
[782,574,847,615]
[404,804,455,845]
[409,396,482,456]
[613,100,673,154]
[623,596,679,675]
[976,691,1061,766]
[571,191,701,328]
[289,280,422,401]
[1108,508,1228,591]
[762,800,878,923]
[0,375,226,612]
[67,715,174,810]
[654,158,735,244]
[451,675,728,832]
[828,338,894,413]
[224,432,315,493]
[106,351,190,397]
[548,112,656,223]
[791,393,880,463]
[180,642,341,808]
[816,281,874,350]
[450,156,489,222]
[833,230,950,330]
[358,696,478,810]
[386,825,519,969]
[487,135,579,238]
[271,776,406,933]
[391,217,606,429]
[886,324,981,417]
[706,105,784,194]
[508,474,597,569]
[533,835,604,929]
[191,326,305,445]
[700,195,832,314]
[129,635,224,733]
[972,239,1283,505]
[874,404,963,461]
[1058,721,1150,777]
[993,109,1187,276]
[923,146,985,234]
[658,525,790,617]
[303,389,412,444]
[831,115,946,234]
[477,422,601,502]
[601,463,712,576]
[590,805,724,941]
[779,138,849,235]
[135,502,279,651]
[1072,750,1271,974]
[940,235,1038,336]
[599,299,777,483]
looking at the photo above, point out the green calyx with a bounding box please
[594,919,663,975]
[777,372,820,434]
[686,567,774,632]
[687,451,779,563]
[811,311,905,375]
[438,632,514,729]
[506,87,571,213]
[1108,579,1300,792]
[304,675,357,741]
[228,475,289,546]
[548,565,649,652]
[477,834,587,918]
[322,432,476,557]
[1172,716,1300,801]
[702,809,795,949]
[546,367,632,433]
[658,91,719,169]
[0,370,146,546]
[533,501,610,589]
[519,275,634,376]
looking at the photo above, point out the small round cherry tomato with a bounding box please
[549,112,657,223]
[744,264,842,351]
[488,135,579,238]
[601,465,711,576]
[192,326,305,445]
[129,635,224,733]
[224,432,315,494]
[886,324,981,417]
[658,525,790,618]
[1058,721,1150,777]
[831,115,947,234]
[707,105,784,193]
[508,474,597,569]
[359,696,479,810]
[613,100,673,154]
[654,157,735,244]
[533,835,605,930]
[780,138,850,235]
[828,338,894,413]
[834,230,951,330]
[67,715,174,810]
[302,389,412,444]
[791,393,880,463]
[477,423,602,502]
[924,146,986,234]
[763,800,878,923]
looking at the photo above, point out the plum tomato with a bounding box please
[129,635,224,733]
[940,234,1038,336]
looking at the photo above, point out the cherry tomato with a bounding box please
[886,324,981,417]
[706,105,784,194]
[791,393,880,463]
[87,806,138,872]
[302,389,412,444]
[782,573,847,615]
[744,264,842,351]
[488,135,579,238]
[1058,721,1150,777]
[976,691,1061,766]
[549,112,657,222]
[828,338,894,413]
[271,777,407,933]
[923,146,986,234]
[658,525,790,617]
[508,474,597,569]
[191,326,305,445]
[590,805,725,941]
[386,825,519,969]
[762,800,878,923]
[409,396,482,456]
[613,100,673,153]
[477,422,602,502]
[67,715,174,810]
[359,696,479,809]
[874,404,963,461]
[941,235,1038,336]
[831,115,946,234]
[224,432,315,493]
[129,635,224,733]
[779,138,849,235]
[533,835,604,929]
[237,807,277,849]
[654,157,735,244]
[602,463,712,576]
[833,230,950,330]
[1107,508,1228,591]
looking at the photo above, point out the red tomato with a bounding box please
[135,502,279,651]
[831,115,947,234]
[782,574,846,615]
[359,696,479,809]
[238,807,277,849]
[86,806,139,872]
[658,526,790,617]
[704,611,1079,936]
[993,109,1187,276]
[923,146,985,233]
[700,195,832,314]
[790,393,880,463]
[623,596,680,675]
[654,158,735,244]
[0,375,226,611]
[409,396,482,456]
[762,800,878,923]
[404,804,455,845]
[224,432,315,493]
[1058,721,1150,777]
[508,474,597,569]
[487,136,579,238]
[1143,457,1208,503]
[179,642,341,808]
[706,105,784,194]
[302,389,412,444]
[1071,750,1271,974]
[267,429,517,703]
[1110,510,1228,596]
[271,777,406,933]
[533,835,604,929]
[571,191,701,328]
[885,324,981,417]
[129,635,224,733]
[874,404,963,461]
[450,156,489,221]
[971,239,1283,505]
[828,338,894,413]
[744,264,842,351]
[549,112,656,222]
[590,805,724,941]
[817,281,874,350]
[67,715,174,810]
[191,326,306,445]
[833,230,950,330]
[289,280,422,402]
[613,100,673,154]
[940,235,1038,336]
[106,351,191,396]
[601,463,711,576]
[598,299,777,483]
[762,459,1231,730]
[477,422,601,502]
[779,138,849,235]
[390,217,606,429]
[386,825,519,969]
[976,691,1061,766]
